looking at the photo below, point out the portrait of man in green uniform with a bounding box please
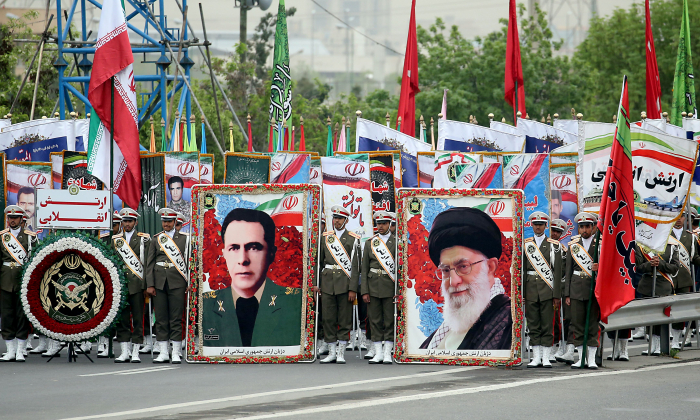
[202,208,302,348]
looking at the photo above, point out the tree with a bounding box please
[415,3,590,128]
[574,0,700,122]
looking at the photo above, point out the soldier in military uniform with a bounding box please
[634,224,680,355]
[96,211,123,358]
[145,208,189,364]
[315,206,360,364]
[564,212,600,369]
[0,206,37,362]
[550,219,574,363]
[523,212,562,368]
[668,210,700,349]
[112,208,150,363]
[355,211,396,364]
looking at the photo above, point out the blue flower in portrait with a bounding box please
[421,199,453,231]
[415,297,444,337]
[214,194,260,225]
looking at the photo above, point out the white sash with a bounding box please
[2,231,27,265]
[370,235,396,282]
[157,233,188,279]
[669,235,690,273]
[325,233,353,278]
[524,241,554,290]
[569,241,593,277]
[113,235,144,279]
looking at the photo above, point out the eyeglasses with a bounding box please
[435,259,485,280]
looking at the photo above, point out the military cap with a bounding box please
[176,212,186,224]
[330,205,350,218]
[574,212,597,225]
[374,211,393,222]
[158,208,178,220]
[550,218,567,232]
[529,211,549,224]
[4,205,25,217]
[119,208,140,220]
[112,211,122,223]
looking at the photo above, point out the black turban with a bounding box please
[428,207,502,266]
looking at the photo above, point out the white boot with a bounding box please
[618,339,629,361]
[671,329,682,350]
[556,344,575,364]
[383,341,393,364]
[364,341,376,359]
[171,341,182,364]
[131,343,141,363]
[553,340,566,358]
[80,341,92,354]
[527,345,542,368]
[15,339,27,362]
[359,330,368,350]
[153,341,170,363]
[97,337,110,358]
[571,346,584,368]
[139,335,153,354]
[632,327,645,339]
[607,338,621,360]
[114,342,131,363]
[369,342,384,364]
[317,340,329,356]
[541,346,552,368]
[336,341,347,364]
[346,330,357,351]
[320,342,337,363]
[1,339,17,362]
[642,335,661,356]
[587,347,598,369]
[25,337,33,351]
[42,339,61,357]
[29,335,48,354]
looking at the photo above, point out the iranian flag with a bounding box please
[87,0,142,209]
[256,192,304,227]
[595,76,636,323]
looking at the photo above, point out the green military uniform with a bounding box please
[355,232,396,342]
[635,243,679,336]
[145,230,189,342]
[564,234,600,347]
[0,227,36,341]
[318,229,360,343]
[201,279,302,347]
[669,228,700,330]
[560,243,573,343]
[113,230,150,344]
[523,235,562,346]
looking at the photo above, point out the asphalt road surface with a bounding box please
[1,335,699,420]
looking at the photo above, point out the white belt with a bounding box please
[324,264,340,270]
[526,271,537,276]
[156,262,175,269]
[370,268,387,275]
[573,270,590,277]
[2,261,21,268]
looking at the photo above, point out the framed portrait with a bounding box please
[164,152,200,233]
[187,184,321,363]
[395,188,524,366]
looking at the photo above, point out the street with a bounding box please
[1,335,699,420]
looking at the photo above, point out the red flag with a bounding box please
[299,123,306,151]
[595,75,636,323]
[247,118,253,152]
[268,123,274,153]
[396,0,420,137]
[504,0,526,124]
[645,0,662,119]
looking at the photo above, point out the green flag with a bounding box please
[326,122,333,156]
[269,0,291,127]
[671,0,697,126]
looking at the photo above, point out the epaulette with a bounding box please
[547,238,560,245]
[179,231,189,236]
[323,231,334,236]
[569,237,580,244]
[524,237,534,243]
[24,229,36,237]
[0,228,8,235]
[99,232,110,238]
[112,232,124,238]
[202,290,217,299]
[348,231,361,239]
[137,232,150,239]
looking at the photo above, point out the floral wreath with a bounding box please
[21,231,127,342]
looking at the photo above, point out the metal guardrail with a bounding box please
[600,294,700,331]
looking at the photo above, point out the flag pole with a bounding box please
[579,228,600,368]
[108,75,115,359]
[514,80,519,126]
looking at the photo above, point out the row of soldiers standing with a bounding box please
[316,206,397,364]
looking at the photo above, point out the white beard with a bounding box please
[442,269,493,334]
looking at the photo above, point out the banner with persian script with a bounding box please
[0,119,86,162]
[6,161,52,233]
[517,118,577,153]
[321,154,373,241]
[138,154,166,236]
[369,153,395,213]
[61,151,104,191]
